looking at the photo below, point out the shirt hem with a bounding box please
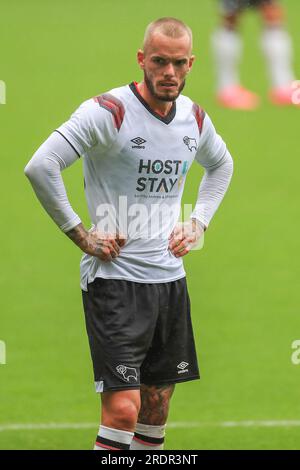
[81,272,186,291]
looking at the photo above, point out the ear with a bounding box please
[137,49,145,70]
[188,55,196,71]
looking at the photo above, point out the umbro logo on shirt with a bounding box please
[131,136,147,149]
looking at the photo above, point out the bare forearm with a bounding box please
[66,223,127,261]
[66,223,88,247]
[66,223,103,256]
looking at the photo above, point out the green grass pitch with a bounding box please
[0,0,299,449]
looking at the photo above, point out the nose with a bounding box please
[163,62,175,77]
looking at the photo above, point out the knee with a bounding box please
[260,2,284,26]
[113,400,140,429]
[222,13,240,30]
[102,395,141,431]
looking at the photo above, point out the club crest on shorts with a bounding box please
[116,365,138,382]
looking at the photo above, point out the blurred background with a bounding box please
[0,0,299,449]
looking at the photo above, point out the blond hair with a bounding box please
[143,17,193,53]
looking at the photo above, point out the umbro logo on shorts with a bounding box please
[177,361,189,374]
[131,137,146,149]
[116,365,138,382]
[183,136,197,152]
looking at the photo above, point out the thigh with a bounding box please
[140,278,200,386]
[258,0,284,25]
[219,0,273,14]
[219,0,244,28]
[82,278,159,392]
[220,0,244,15]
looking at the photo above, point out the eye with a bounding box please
[152,57,166,65]
[174,59,187,66]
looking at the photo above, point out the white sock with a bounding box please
[94,425,134,451]
[261,27,294,88]
[211,28,242,91]
[130,423,166,450]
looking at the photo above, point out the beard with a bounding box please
[144,71,186,102]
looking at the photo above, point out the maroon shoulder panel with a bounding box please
[192,103,206,135]
[93,93,125,131]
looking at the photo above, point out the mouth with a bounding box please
[158,82,178,89]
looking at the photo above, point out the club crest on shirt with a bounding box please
[183,136,197,152]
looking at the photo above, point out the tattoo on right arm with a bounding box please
[66,223,88,248]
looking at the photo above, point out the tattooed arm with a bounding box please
[66,223,125,262]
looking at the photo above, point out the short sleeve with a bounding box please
[56,97,118,157]
[195,114,227,169]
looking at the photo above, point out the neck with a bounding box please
[136,81,173,117]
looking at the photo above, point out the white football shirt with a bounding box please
[56,82,228,290]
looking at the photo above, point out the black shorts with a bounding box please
[82,277,200,393]
[220,0,273,15]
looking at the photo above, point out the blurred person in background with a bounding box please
[212,0,297,109]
